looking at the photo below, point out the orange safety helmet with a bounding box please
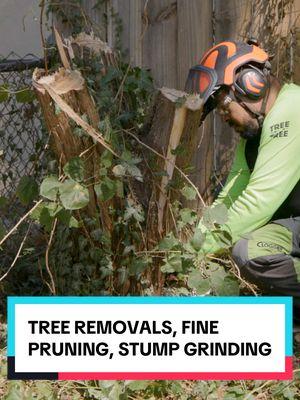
[185,40,271,120]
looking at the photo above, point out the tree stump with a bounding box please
[136,88,203,293]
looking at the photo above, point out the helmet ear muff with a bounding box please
[234,67,268,101]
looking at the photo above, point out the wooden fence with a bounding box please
[61,0,300,202]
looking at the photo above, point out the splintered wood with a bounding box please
[145,88,203,236]
[33,27,203,295]
[32,29,117,232]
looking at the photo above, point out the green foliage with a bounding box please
[2,346,299,400]
[2,2,299,399]
[202,203,228,228]
[16,176,38,205]
[63,157,85,182]
[15,88,35,103]
[59,179,89,210]
[40,176,61,201]
[95,177,117,202]
[0,84,9,102]
[181,185,197,200]
[190,228,205,251]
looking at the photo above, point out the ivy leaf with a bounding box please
[73,126,86,138]
[95,177,116,202]
[195,279,211,295]
[158,232,179,250]
[171,144,186,156]
[40,176,61,201]
[100,150,113,168]
[181,185,197,200]
[59,179,89,210]
[190,228,204,251]
[121,149,141,164]
[16,88,35,103]
[129,257,150,276]
[16,176,38,205]
[112,164,126,177]
[124,199,144,222]
[167,254,182,272]
[161,254,182,273]
[44,202,63,218]
[213,228,232,249]
[179,208,197,226]
[29,202,45,221]
[188,271,210,294]
[56,209,79,228]
[0,84,9,102]
[124,163,143,182]
[211,204,228,224]
[121,150,143,181]
[202,204,228,228]
[39,207,54,231]
[63,157,84,182]
[215,275,240,296]
[187,271,203,289]
[202,207,215,228]
[209,264,227,291]
[127,380,150,391]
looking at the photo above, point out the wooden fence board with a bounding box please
[81,0,107,39]
[58,0,300,204]
[176,0,214,202]
[177,0,212,90]
[142,0,178,88]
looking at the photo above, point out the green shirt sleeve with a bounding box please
[212,138,250,209]
[223,84,300,243]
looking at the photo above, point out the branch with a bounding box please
[0,200,43,247]
[45,218,58,295]
[122,128,206,207]
[0,223,32,282]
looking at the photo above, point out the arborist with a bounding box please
[186,40,300,321]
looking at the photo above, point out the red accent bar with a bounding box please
[58,356,293,381]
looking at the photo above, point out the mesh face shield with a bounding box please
[185,65,218,103]
[185,65,218,122]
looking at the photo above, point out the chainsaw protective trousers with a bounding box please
[232,217,300,322]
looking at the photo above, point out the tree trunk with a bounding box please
[33,67,113,233]
[136,88,203,293]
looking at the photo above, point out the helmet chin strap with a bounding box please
[238,101,265,128]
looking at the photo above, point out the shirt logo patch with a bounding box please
[269,121,290,138]
[257,241,285,252]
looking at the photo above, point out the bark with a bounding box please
[33,67,113,232]
[137,88,203,293]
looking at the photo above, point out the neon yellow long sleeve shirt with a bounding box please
[202,83,300,253]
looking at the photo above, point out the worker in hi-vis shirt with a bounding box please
[186,40,300,323]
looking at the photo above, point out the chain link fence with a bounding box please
[0,52,47,229]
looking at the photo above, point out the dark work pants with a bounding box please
[232,217,300,323]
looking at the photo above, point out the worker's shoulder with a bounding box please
[263,84,300,140]
[271,83,300,114]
